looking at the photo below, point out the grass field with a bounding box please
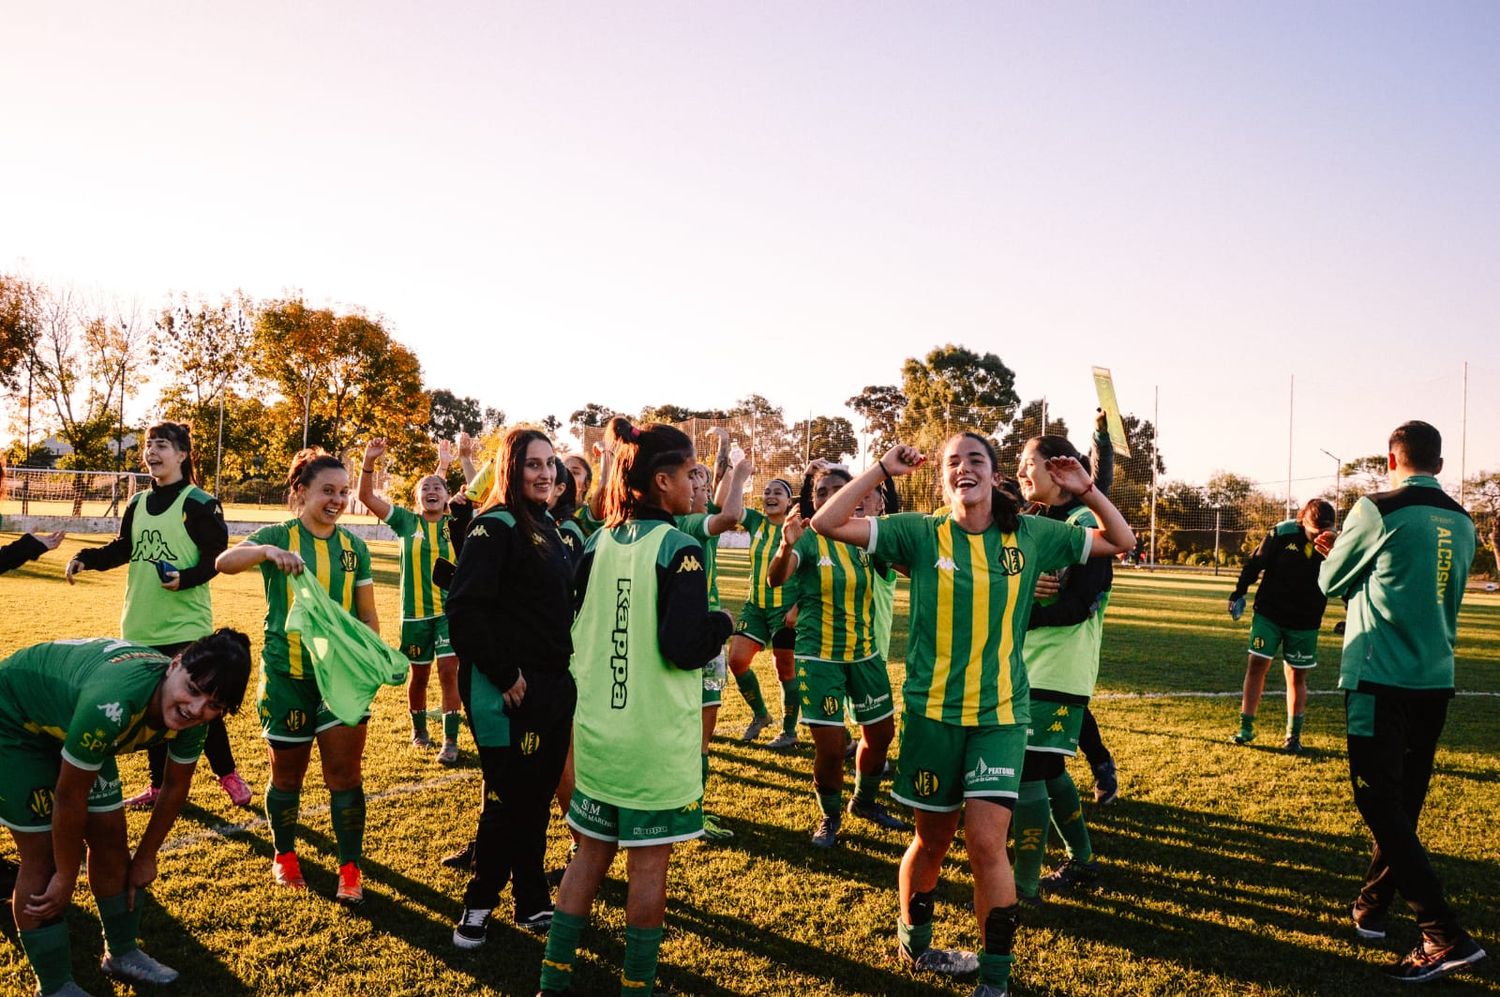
[1,533,1497,996]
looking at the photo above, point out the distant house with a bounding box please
[39,433,139,465]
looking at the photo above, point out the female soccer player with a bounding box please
[358,437,464,763]
[64,421,249,809]
[1011,434,1116,902]
[0,457,66,573]
[0,630,251,997]
[550,456,587,558]
[812,434,1134,997]
[538,417,733,996]
[768,462,907,848]
[446,428,576,948]
[216,448,379,905]
[1228,499,1337,753]
[727,476,801,747]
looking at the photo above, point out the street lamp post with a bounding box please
[1320,448,1342,525]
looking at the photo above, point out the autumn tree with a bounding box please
[0,274,41,393]
[152,292,256,490]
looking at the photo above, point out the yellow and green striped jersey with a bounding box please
[385,506,452,621]
[248,520,373,679]
[872,512,1089,727]
[741,507,797,609]
[789,530,878,662]
[676,513,722,611]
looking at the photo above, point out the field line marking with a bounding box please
[160,770,472,855]
[1095,689,1500,701]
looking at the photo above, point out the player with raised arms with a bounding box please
[768,460,909,848]
[1227,498,1337,752]
[726,474,801,747]
[358,436,465,763]
[215,447,379,905]
[0,630,252,997]
[538,417,733,996]
[811,434,1134,997]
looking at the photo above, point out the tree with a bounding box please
[569,403,615,436]
[152,292,256,490]
[541,414,562,441]
[429,389,483,442]
[790,415,857,465]
[253,297,339,450]
[846,384,906,459]
[0,274,41,393]
[899,345,1020,451]
[995,399,1069,473]
[482,407,506,433]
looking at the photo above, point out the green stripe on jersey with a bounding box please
[247,520,373,679]
[386,506,452,621]
[874,512,1088,727]
[791,530,876,662]
[676,513,721,611]
[741,507,796,609]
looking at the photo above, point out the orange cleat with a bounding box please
[335,861,364,906]
[271,851,306,889]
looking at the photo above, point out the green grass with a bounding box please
[2,534,1497,995]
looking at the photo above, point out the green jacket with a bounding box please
[1319,475,1475,693]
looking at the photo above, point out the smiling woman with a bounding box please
[0,630,251,997]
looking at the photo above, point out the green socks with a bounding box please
[539,909,586,992]
[411,710,428,738]
[265,785,301,855]
[979,952,1014,989]
[19,922,72,996]
[897,889,935,956]
[1046,772,1092,863]
[1237,713,1256,742]
[330,787,366,865]
[442,710,462,743]
[96,890,141,957]
[621,925,664,994]
[816,789,842,819]
[1287,713,1305,738]
[735,670,768,718]
[780,679,799,735]
[701,753,710,790]
[853,768,880,807]
[1012,780,1050,898]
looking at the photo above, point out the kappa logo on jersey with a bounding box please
[818,555,835,568]
[821,695,839,716]
[912,770,941,798]
[998,546,1026,575]
[934,556,958,572]
[98,701,124,724]
[1054,705,1071,717]
[679,799,701,814]
[678,555,702,573]
[468,524,489,538]
[519,731,541,755]
[27,787,54,820]
[1048,721,1065,733]
[965,756,1016,785]
[611,579,631,709]
[340,548,358,573]
[130,529,179,564]
[284,709,308,733]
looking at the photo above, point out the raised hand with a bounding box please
[1043,456,1091,495]
[780,507,805,547]
[437,438,454,465]
[364,437,388,464]
[457,432,475,459]
[881,444,925,476]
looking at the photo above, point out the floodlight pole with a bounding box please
[1320,448,1341,525]
[1213,505,1222,576]
[1286,374,1295,518]
[1460,360,1468,505]
[1149,386,1158,569]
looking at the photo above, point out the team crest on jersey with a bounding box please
[821,695,839,717]
[912,770,941,798]
[998,546,1026,575]
[519,731,541,756]
[98,701,124,724]
[340,549,358,573]
[130,529,179,564]
[284,709,308,733]
[1252,636,1266,650]
[27,787,54,820]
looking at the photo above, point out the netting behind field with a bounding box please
[0,467,151,518]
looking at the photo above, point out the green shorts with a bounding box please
[0,747,124,832]
[565,788,705,847]
[892,712,1026,812]
[1249,615,1319,668]
[734,601,793,647]
[702,648,727,707]
[400,616,453,664]
[796,655,894,726]
[1025,695,1089,757]
[258,667,370,745]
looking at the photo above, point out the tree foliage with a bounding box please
[846,384,905,459]
[899,345,1020,452]
[429,389,483,442]
[790,415,857,465]
[995,399,1070,473]
[0,274,41,393]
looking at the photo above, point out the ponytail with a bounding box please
[600,416,694,527]
[146,420,197,485]
[951,432,1020,533]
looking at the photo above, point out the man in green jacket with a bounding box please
[1319,420,1485,983]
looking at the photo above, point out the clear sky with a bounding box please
[3,2,1497,496]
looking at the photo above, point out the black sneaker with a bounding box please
[442,841,476,870]
[847,797,911,831]
[811,813,841,848]
[1352,901,1389,941]
[1383,934,1486,982]
[1016,891,1044,909]
[1282,735,1304,755]
[899,942,979,975]
[452,907,491,949]
[1040,858,1099,895]
[1091,758,1118,805]
[515,903,555,934]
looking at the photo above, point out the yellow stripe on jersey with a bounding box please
[288,523,306,679]
[833,540,859,659]
[991,531,1022,725]
[960,531,990,726]
[335,530,353,611]
[817,536,835,658]
[928,524,956,721]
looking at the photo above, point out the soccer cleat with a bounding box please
[1041,858,1099,895]
[1016,891,1044,909]
[271,851,306,889]
[741,714,771,742]
[1282,735,1303,755]
[702,812,735,842]
[847,798,911,831]
[436,741,459,765]
[41,983,94,997]
[1383,934,1486,982]
[1092,758,1118,805]
[970,985,1008,997]
[767,731,798,750]
[219,771,253,807]
[1231,729,1256,745]
[412,731,433,749]
[514,903,554,934]
[441,840,476,870]
[1352,901,1389,941]
[122,785,160,810]
[452,906,491,949]
[900,943,980,976]
[335,861,364,906]
[101,947,179,984]
[811,813,841,848]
